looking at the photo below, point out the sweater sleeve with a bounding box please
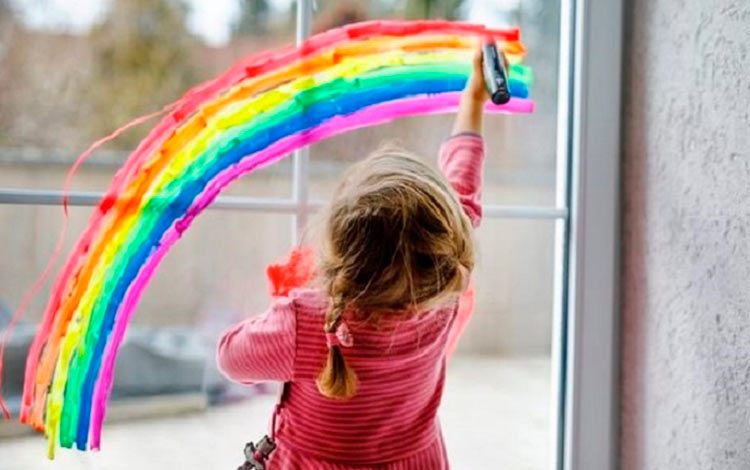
[216,297,296,384]
[438,133,486,228]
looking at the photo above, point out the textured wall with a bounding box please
[621,1,750,469]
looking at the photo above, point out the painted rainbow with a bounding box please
[17,20,533,456]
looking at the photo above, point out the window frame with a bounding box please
[555,0,623,469]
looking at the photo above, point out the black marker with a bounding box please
[482,42,511,105]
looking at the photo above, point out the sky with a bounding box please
[8,0,294,46]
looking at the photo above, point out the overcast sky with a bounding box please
[8,0,295,46]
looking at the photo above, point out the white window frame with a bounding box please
[555,0,622,469]
[0,0,622,468]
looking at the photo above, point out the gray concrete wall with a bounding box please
[621,1,750,468]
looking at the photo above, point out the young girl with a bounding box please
[218,46,490,469]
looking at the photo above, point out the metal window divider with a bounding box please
[291,0,313,244]
[0,188,568,220]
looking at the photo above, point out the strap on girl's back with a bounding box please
[236,382,289,470]
[271,382,290,440]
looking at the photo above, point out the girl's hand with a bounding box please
[464,46,490,104]
[452,42,504,135]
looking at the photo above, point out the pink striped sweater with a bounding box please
[217,134,484,469]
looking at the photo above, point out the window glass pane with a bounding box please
[444,217,554,468]
[0,214,552,468]
[0,3,560,469]
[135,210,293,327]
[0,206,94,323]
[308,0,560,206]
[463,218,555,355]
[0,0,294,196]
[0,203,292,413]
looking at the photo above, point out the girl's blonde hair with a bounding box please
[316,145,475,399]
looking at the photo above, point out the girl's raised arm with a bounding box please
[439,45,490,228]
[452,45,490,135]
